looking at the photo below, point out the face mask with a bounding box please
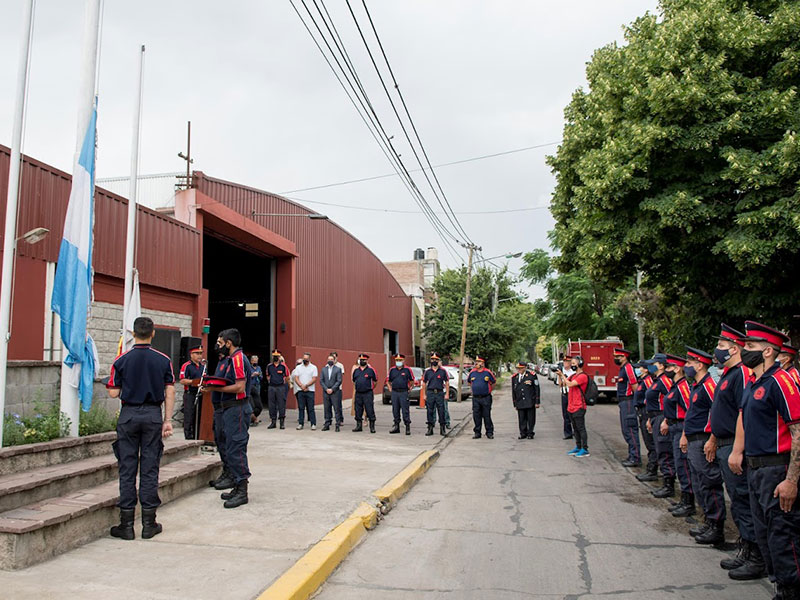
[663,370,675,379]
[571,364,578,371]
[395,361,403,368]
[636,368,645,377]
[273,357,280,363]
[613,357,622,366]
[684,365,697,379]
[217,344,230,357]
[741,348,765,369]
[713,347,731,366]
[359,360,367,366]
[431,361,439,367]
[303,359,309,365]
[647,365,658,375]
[327,360,334,366]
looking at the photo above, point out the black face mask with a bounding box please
[741,348,765,369]
[613,358,622,366]
[431,361,439,367]
[217,344,230,358]
[302,359,309,365]
[663,370,675,380]
[273,357,280,363]
[359,360,367,367]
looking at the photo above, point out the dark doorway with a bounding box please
[203,233,273,373]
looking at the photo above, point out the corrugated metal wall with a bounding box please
[0,145,201,295]
[194,173,412,356]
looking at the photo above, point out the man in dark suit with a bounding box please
[511,360,540,439]
[320,353,343,431]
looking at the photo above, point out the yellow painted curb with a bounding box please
[257,501,379,600]
[373,449,440,507]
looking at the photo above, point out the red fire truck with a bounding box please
[568,338,625,400]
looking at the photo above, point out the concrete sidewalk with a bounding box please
[0,396,473,600]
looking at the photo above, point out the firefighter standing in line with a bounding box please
[352,353,378,433]
[730,321,800,599]
[178,345,204,440]
[423,353,449,437]
[778,344,800,385]
[614,348,641,467]
[661,355,695,518]
[635,361,659,482]
[387,354,414,435]
[468,356,496,439]
[644,354,675,498]
[266,349,289,429]
[511,360,540,439]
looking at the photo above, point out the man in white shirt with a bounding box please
[292,353,318,430]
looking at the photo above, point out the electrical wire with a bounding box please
[286,195,549,215]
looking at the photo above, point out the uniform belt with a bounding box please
[220,398,246,410]
[666,418,684,426]
[747,454,790,469]
[121,402,162,408]
[647,411,663,418]
[474,394,490,398]
[269,383,285,387]
[716,437,735,448]
[686,432,710,443]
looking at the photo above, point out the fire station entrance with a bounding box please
[203,233,274,370]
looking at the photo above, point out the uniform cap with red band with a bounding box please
[741,320,789,348]
[780,344,798,357]
[393,354,405,361]
[665,354,687,367]
[685,346,713,366]
[189,346,203,354]
[714,323,745,347]
[430,352,441,360]
[475,355,487,363]
[613,348,631,357]
[358,353,370,360]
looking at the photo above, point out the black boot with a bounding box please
[672,493,696,518]
[110,508,135,540]
[695,518,724,545]
[209,468,232,488]
[141,508,162,539]
[405,423,411,435]
[279,418,285,429]
[440,424,446,436]
[636,465,659,482]
[213,471,236,490]
[335,423,340,432]
[652,477,675,498]
[728,540,767,580]
[223,480,249,509]
[267,420,276,429]
[425,424,434,436]
[369,421,376,433]
[689,519,711,537]
[721,538,747,570]
[389,423,400,434]
[621,459,640,467]
[669,492,688,513]
[352,421,363,432]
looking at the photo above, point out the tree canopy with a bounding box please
[548,0,800,345]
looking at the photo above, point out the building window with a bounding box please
[415,316,421,331]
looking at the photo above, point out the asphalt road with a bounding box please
[315,378,774,599]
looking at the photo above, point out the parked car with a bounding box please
[540,365,550,377]
[382,367,424,404]
[443,365,473,401]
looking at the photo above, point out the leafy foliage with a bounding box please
[548,0,800,343]
[3,403,70,446]
[79,403,119,437]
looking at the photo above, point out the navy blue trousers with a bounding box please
[296,390,316,426]
[669,423,693,493]
[426,390,446,426]
[717,443,756,542]
[637,406,657,470]
[354,391,376,423]
[748,464,800,585]
[618,396,640,462]
[652,414,674,478]
[222,402,252,484]
[687,438,726,522]
[267,385,287,420]
[213,404,227,467]
[472,395,494,435]
[115,404,164,510]
[391,390,411,425]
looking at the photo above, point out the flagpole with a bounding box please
[122,45,145,346]
[0,0,35,447]
[60,0,102,437]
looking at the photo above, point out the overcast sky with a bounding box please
[1,0,659,298]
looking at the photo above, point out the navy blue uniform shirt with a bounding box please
[645,374,672,413]
[108,344,175,405]
[387,366,414,391]
[353,366,378,393]
[634,374,654,407]
[617,362,638,397]
[742,364,800,456]
[467,368,496,396]
[211,349,252,406]
[179,360,204,392]
[709,363,749,439]
[266,362,289,385]
[423,367,449,391]
[683,373,716,435]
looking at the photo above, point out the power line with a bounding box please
[287,195,549,215]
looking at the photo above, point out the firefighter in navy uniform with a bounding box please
[178,345,204,440]
[643,354,675,497]
[614,348,641,467]
[387,354,414,435]
[707,324,765,580]
[468,356,496,439]
[681,347,726,545]
[352,353,378,433]
[511,361,540,439]
[635,361,659,482]
[730,321,800,599]
[779,344,800,386]
[423,353,449,436]
[661,355,695,518]
[210,328,253,509]
[266,349,290,429]
[107,317,175,540]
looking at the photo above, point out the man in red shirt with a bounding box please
[558,356,590,457]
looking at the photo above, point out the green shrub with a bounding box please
[2,403,70,446]
[79,403,118,436]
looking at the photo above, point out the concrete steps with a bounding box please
[0,435,221,570]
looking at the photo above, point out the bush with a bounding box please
[2,403,70,447]
[79,403,118,436]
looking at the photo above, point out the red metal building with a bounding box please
[0,145,412,404]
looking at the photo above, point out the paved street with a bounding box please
[317,381,774,600]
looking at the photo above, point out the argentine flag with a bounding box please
[51,105,99,411]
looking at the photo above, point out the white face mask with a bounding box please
[395,361,403,368]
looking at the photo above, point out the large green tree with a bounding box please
[548,0,800,345]
[424,267,538,368]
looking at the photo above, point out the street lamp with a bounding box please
[251,211,328,220]
[473,251,522,265]
[19,227,49,245]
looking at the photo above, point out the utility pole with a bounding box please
[491,274,499,315]
[456,243,480,403]
[636,270,644,360]
[178,121,192,190]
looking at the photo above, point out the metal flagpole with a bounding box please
[0,0,36,447]
[59,0,102,437]
[122,45,145,349]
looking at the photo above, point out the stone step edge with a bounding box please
[0,454,221,535]
[0,439,204,497]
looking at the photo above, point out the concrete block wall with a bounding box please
[4,361,61,418]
